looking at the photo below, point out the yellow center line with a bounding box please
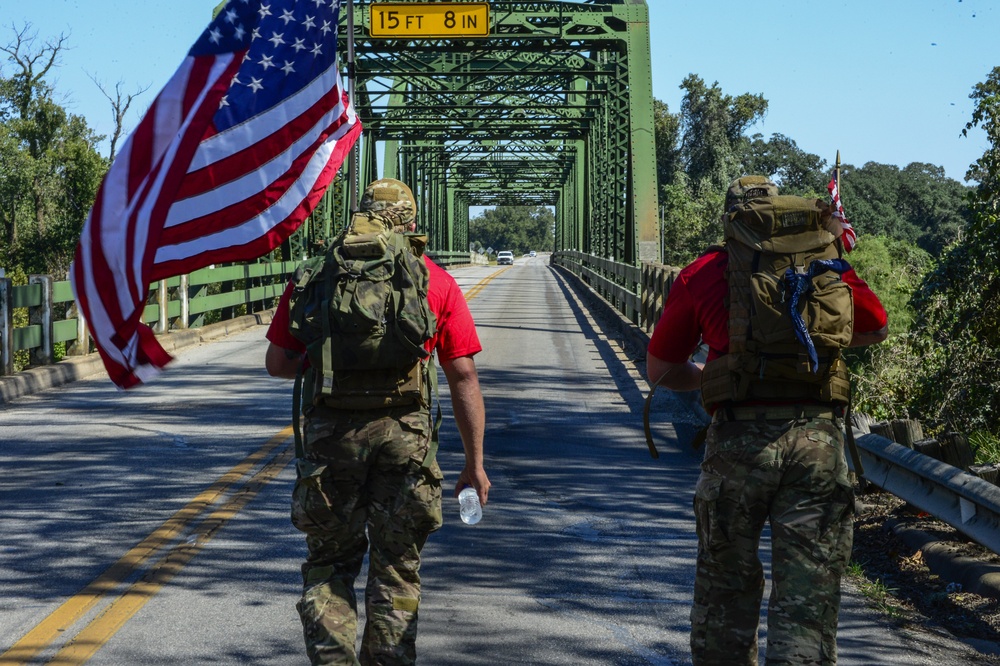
[48,446,295,665]
[465,266,510,301]
[0,427,293,666]
[3,267,507,664]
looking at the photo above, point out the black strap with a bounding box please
[292,358,306,460]
[423,357,442,469]
[844,389,867,491]
[642,370,673,459]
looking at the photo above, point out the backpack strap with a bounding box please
[844,380,867,491]
[292,357,306,459]
[422,355,442,469]
[642,370,669,459]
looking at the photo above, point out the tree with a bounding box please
[653,98,681,190]
[655,77,767,265]
[744,133,828,196]
[965,66,1000,211]
[469,206,555,256]
[89,74,150,162]
[0,24,107,274]
[900,68,1000,437]
[677,74,767,195]
[838,161,970,255]
[658,174,723,267]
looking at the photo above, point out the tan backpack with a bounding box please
[700,194,854,409]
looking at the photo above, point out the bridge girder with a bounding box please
[305,0,658,265]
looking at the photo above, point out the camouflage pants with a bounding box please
[690,416,854,666]
[291,404,443,666]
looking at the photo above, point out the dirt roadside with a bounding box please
[852,490,1000,661]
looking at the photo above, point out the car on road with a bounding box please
[497,250,514,265]
[529,251,537,257]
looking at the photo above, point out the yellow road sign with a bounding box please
[369,3,490,38]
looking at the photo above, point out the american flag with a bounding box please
[71,0,361,389]
[827,175,857,252]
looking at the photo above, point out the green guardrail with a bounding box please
[0,261,299,376]
[0,250,487,376]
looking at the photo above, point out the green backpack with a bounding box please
[700,194,854,409]
[288,209,437,411]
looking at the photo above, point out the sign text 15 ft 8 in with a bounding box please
[369,3,490,38]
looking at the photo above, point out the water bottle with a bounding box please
[458,486,482,525]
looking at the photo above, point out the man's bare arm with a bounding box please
[849,324,889,348]
[646,352,704,392]
[440,355,490,505]
[265,342,301,379]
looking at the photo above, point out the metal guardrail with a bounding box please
[0,261,300,375]
[854,432,1000,553]
[0,252,487,377]
[553,250,1000,554]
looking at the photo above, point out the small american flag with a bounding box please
[71,0,361,389]
[828,175,857,252]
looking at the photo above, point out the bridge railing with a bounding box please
[0,261,301,376]
[0,251,486,377]
[552,249,1000,555]
[550,249,681,333]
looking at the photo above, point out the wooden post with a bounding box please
[939,432,975,471]
[28,275,54,366]
[870,421,894,441]
[177,274,189,329]
[913,438,943,462]
[0,276,12,375]
[890,419,924,448]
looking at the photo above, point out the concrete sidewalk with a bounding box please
[0,311,273,405]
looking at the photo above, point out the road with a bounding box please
[0,255,992,664]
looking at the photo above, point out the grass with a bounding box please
[846,560,909,619]
[971,431,1000,465]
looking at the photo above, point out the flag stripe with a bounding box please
[828,175,857,252]
[71,0,361,389]
[167,81,352,230]
[161,99,355,247]
[153,119,361,272]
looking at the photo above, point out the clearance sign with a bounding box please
[369,3,490,38]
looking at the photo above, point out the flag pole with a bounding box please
[835,150,841,196]
[346,0,358,212]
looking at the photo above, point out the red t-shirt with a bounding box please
[266,256,482,362]
[647,247,888,364]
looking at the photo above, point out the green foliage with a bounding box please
[468,206,554,256]
[653,99,682,190]
[970,431,1000,466]
[839,162,971,255]
[964,65,1000,210]
[744,133,828,196]
[892,64,1000,436]
[676,74,768,194]
[6,264,30,372]
[0,26,107,276]
[904,210,1000,436]
[846,235,931,334]
[659,177,723,266]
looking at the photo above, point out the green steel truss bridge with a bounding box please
[301,0,659,267]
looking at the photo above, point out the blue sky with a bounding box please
[1,0,995,183]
